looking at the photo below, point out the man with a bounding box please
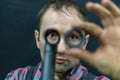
[66,0,120,80]
[5,0,110,80]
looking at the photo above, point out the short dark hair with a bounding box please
[37,0,87,31]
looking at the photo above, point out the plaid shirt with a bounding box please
[5,62,110,80]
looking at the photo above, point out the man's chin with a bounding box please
[55,69,66,73]
[55,64,67,73]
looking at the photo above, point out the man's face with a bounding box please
[35,8,88,73]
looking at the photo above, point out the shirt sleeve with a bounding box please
[5,66,31,80]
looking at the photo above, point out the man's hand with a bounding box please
[54,75,59,80]
[66,0,120,79]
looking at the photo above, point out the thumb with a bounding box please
[54,75,59,80]
[66,48,96,66]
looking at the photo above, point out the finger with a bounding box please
[101,0,120,17]
[66,48,96,67]
[86,2,112,19]
[73,21,103,43]
[86,2,113,27]
[54,76,59,80]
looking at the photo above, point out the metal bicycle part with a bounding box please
[65,29,85,48]
[44,29,60,45]
[41,29,60,80]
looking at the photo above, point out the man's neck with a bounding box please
[55,69,72,80]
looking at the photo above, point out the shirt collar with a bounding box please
[37,62,87,80]
[65,63,87,80]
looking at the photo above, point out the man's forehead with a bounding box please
[41,8,82,24]
[43,8,58,19]
[42,7,83,19]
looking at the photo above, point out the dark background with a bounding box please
[0,0,119,79]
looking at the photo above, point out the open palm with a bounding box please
[66,0,120,79]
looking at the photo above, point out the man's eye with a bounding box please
[65,29,85,48]
[67,32,81,45]
[47,32,59,44]
[69,35,78,40]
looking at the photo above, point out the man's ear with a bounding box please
[34,30,40,49]
[82,34,90,50]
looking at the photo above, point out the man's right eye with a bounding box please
[46,32,59,44]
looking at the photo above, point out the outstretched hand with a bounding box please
[66,0,120,79]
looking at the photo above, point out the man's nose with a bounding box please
[57,38,66,54]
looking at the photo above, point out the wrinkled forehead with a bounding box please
[40,7,83,27]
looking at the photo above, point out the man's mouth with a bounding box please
[56,57,67,64]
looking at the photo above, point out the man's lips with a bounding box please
[56,57,67,64]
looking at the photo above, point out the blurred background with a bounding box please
[0,0,119,79]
